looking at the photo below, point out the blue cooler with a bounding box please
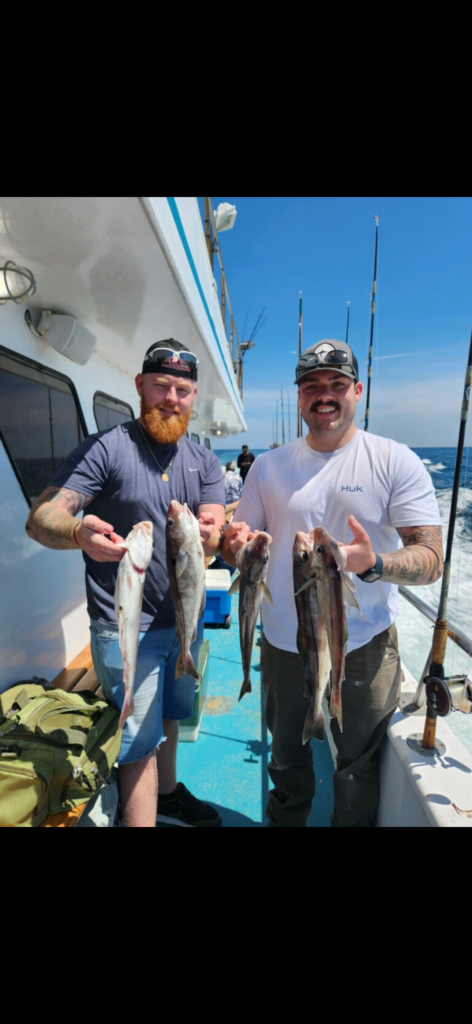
[204,569,232,628]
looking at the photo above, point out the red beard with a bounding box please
[140,397,191,444]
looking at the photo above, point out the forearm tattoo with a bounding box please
[25,487,92,550]
[381,526,443,585]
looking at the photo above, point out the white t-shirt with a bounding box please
[237,430,442,654]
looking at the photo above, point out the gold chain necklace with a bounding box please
[138,421,179,481]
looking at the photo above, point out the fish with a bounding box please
[308,526,360,732]
[166,500,206,679]
[115,520,154,729]
[293,531,330,743]
[229,530,273,701]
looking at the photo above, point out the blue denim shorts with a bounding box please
[90,617,204,765]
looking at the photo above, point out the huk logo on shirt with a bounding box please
[341,485,363,492]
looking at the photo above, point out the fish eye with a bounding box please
[244,546,252,557]
[316,545,324,555]
[167,517,175,527]
[297,550,309,562]
[261,554,268,564]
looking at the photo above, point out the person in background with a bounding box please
[237,444,256,483]
[26,339,226,829]
[222,340,443,828]
[224,461,242,503]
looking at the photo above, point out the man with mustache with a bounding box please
[26,339,225,828]
[222,340,444,827]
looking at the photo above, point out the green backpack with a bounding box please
[0,682,122,828]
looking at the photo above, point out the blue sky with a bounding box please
[202,197,472,450]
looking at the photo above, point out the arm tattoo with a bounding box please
[25,487,93,550]
[380,526,444,586]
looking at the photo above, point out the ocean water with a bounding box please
[215,444,472,745]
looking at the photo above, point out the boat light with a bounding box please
[0,259,36,304]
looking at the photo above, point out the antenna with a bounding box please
[281,386,285,445]
[286,389,291,441]
[345,301,351,344]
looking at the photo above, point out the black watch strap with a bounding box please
[356,553,383,583]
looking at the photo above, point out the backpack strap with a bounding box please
[36,706,104,748]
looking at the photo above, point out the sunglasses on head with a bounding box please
[143,347,199,380]
[297,349,357,379]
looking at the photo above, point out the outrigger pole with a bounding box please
[364,216,379,432]
[297,291,303,437]
[408,329,472,754]
[345,301,351,344]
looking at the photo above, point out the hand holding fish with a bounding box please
[220,520,253,566]
[75,515,127,562]
[197,512,217,546]
[337,514,376,575]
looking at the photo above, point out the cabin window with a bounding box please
[191,432,200,444]
[94,392,134,431]
[0,347,87,505]
[204,437,211,450]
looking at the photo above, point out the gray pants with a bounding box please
[261,625,401,828]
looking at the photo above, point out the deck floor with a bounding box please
[168,592,334,828]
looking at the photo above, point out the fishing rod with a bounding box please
[297,291,303,437]
[364,216,379,432]
[280,386,285,444]
[407,329,472,754]
[345,301,351,344]
[286,389,291,441]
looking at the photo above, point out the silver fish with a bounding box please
[115,520,154,729]
[229,530,273,701]
[293,531,330,743]
[166,500,206,679]
[309,525,359,732]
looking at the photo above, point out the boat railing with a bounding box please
[203,198,244,398]
[399,586,472,710]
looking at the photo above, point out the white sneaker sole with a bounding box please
[156,813,195,827]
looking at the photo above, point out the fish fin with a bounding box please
[175,550,188,578]
[118,689,134,730]
[238,677,252,701]
[333,544,347,570]
[262,583,273,606]
[342,576,361,609]
[228,574,240,594]
[294,575,318,597]
[175,649,199,680]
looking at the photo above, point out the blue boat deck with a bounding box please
[171,592,334,827]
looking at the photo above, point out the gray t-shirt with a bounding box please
[50,421,225,629]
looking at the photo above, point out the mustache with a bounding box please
[310,401,340,413]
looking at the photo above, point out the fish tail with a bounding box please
[238,676,252,701]
[302,706,325,744]
[329,689,343,732]
[118,689,134,730]
[175,649,200,680]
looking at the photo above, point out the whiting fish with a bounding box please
[293,531,330,743]
[166,500,206,679]
[309,526,359,732]
[293,525,359,736]
[115,520,154,729]
[229,530,273,701]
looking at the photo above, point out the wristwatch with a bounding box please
[356,554,383,583]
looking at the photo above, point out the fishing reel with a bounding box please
[406,674,472,757]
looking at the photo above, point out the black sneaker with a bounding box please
[156,782,222,827]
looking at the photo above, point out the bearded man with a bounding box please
[26,340,225,828]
